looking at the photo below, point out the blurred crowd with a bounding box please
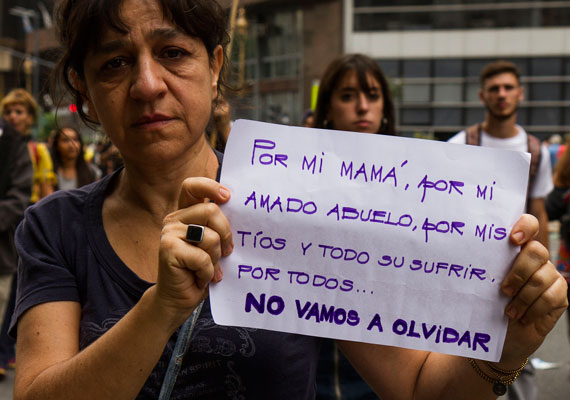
[0,87,121,380]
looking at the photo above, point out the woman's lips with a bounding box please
[132,114,173,128]
[356,120,371,128]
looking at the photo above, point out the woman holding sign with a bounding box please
[10,1,568,399]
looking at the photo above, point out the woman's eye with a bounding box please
[340,94,354,102]
[368,93,381,101]
[162,48,186,59]
[103,58,128,70]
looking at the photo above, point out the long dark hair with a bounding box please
[52,127,96,188]
[53,0,230,126]
[313,54,396,135]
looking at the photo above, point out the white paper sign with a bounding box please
[210,119,530,361]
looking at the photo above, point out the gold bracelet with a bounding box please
[485,358,528,375]
[468,358,527,396]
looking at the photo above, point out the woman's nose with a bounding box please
[129,56,167,101]
[357,93,370,112]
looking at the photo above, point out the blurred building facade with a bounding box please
[230,0,570,138]
[1,1,568,139]
[224,0,342,126]
[346,0,570,140]
[0,0,57,104]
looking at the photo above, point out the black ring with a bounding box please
[186,224,204,243]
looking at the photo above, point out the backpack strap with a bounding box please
[526,133,542,189]
[465,123,482,146]
[464,124,542,213]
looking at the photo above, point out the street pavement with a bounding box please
[531,307,570,400]
[0,231,568,399]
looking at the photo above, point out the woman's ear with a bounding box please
[70,70,99,122]
[210,45,224,100]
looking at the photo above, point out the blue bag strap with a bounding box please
[158,300,205,400]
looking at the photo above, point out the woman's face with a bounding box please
[80,0,222,164]
[327,70,384,134]
[57,128,81,162]
[2,103,34,135]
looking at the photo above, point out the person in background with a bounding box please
[448,60,554,400]
[95,139,123,177]
[9,1,567,399]
[448,61,552,250]
[0,119,33,380]
[545,143,570,341]
[51,126,100,190]
[312,53,394,399]
[1,88,56,203]
[545,134,563,169]
[83,141,101,179]
[313,54,395,136]
[0,88,55,377]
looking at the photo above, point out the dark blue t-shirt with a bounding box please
[12,167,321,399]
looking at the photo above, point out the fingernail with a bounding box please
[512,231,524,243]
[224,243,234,256]
[505,305,518,319]
[219,187,230,199]
[502,285,514,297]
[215,269,223,282]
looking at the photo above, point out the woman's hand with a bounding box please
[499,214,568,367]
[155,177,233,328]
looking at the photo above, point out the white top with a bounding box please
[448,125,553,199]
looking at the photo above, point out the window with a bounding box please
[466,108,484,126]
[530,58,563,76]
[529,83,562,102]
[564,83,570,101]
[434,59,463,78]
[353,4,570,32]
[465,83,480,102]
[530,108,561,126]
[517,108,528,126]
[402,84,430,103]
[434,108,462,126]
[255,11,301,79]
[401,108,430,125]
[434,84,463,102]
[378,60,399,79]
[564,108,570,126]
[403,60,431,77]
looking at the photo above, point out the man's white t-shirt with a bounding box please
[448,125,553,199]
